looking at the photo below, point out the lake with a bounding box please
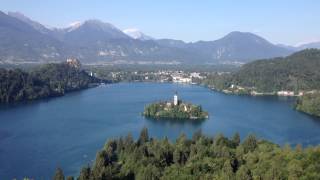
[1,82,320,179]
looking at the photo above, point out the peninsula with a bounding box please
[143,92,209,120]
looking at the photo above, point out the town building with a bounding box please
[277,91,295,96]
[66,58,81,69]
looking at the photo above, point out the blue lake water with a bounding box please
[1,82,320,179]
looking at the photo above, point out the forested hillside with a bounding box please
[0,62,99,103]
[54,128,320,180]
[296,92,320,117]
[201,49,320,116]
[202,49,320,93]
[232,49,320,92]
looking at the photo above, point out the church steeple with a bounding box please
[174,91,178,106]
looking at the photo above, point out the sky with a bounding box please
[1,0,320,45]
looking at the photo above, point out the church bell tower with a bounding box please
[174,91,178,106]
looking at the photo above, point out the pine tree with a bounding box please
[138,127,149,145]
[53,168,65,180]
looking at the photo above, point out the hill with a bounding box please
[0,61,99,103]
[201,49,320,117]
[189,31,292,63]
[232,49,320,92]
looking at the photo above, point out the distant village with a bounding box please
[84,60,317,98]
[93,69,208,84]
[98,69,316,97]
[219,84,317,97]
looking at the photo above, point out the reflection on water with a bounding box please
[144,116,205,126]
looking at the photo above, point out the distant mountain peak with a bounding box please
[83,19,118,30]
[67,21,83,32]
[218,31,272,46]
[123,28,153,40]
[65,19,120,33]
[83,19,106,26]
[228,31,247,35]
[7,11,51,34]
[69,21,82,27]
[62,19,130,43]
[224,31,264,39]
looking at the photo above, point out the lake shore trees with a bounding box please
[58,128,320,180]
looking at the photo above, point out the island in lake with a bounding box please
[143,92,209,120]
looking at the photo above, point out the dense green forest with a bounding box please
[200,49,320,117]
[201,72,233,91]
[296,92,320,117]
[202,49,320,92]
[233,49,320,92]
[144,102,208,120]
[0,62,99,103]
[53,128,320,180]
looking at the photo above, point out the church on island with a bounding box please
[166,91,180,107]
[143,92,209,120]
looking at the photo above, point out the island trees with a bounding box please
[143,101,208,120]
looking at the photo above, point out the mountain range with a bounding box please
[0,11,318,65]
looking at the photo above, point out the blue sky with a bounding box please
[1,0,319,45]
